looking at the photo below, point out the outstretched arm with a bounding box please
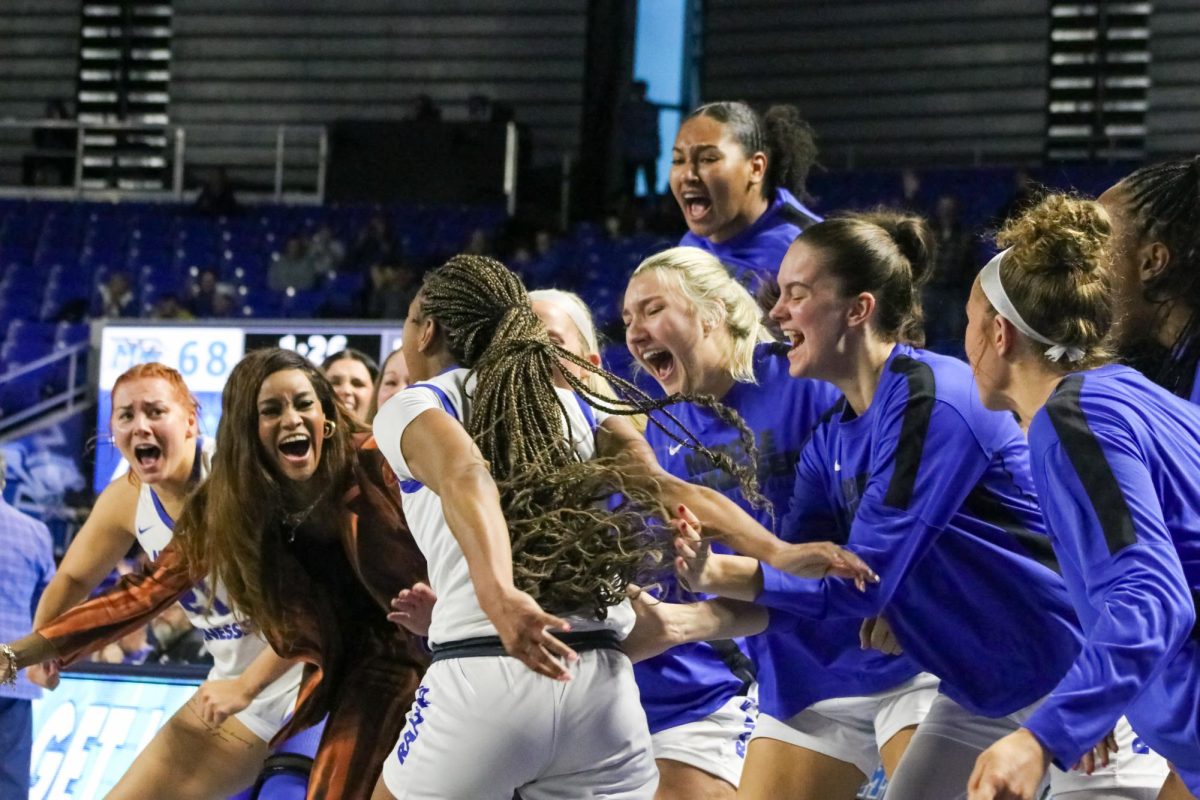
[596,416,851,565]
[3,543,194,679]
[621,591,768,664]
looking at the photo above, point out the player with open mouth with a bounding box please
[3,362,305,800]
[670,101,823,296]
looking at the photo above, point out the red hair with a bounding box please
[111,362,199,419]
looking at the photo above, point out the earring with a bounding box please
[323,420,336,438]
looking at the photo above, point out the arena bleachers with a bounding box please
[0,162,1134,424]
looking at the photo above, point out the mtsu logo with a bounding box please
[395,685,431,765]
[110,337,163,370]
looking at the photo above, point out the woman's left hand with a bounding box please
[192,678,253,728]
[387,582,438,637]
[967,728,1050,800]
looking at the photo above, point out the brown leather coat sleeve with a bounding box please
[37,543,195,666]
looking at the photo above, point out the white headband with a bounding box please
[979,249,1085,363]
[528,289,597,353]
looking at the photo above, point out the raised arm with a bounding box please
[398,407,577,680]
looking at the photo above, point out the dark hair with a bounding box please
[1119,156,1200,395]
[799,210,937,346]
[176,348,365,643]
[321,348,379,383]
[416,254,763,616]
[687,101,818,201]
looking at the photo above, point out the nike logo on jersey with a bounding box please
[669,443,684,456]
[834,460,841,472]
[137,525,153,535]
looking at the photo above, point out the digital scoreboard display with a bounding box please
[94,321,402,492]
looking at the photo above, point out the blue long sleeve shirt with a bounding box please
[1023,365,1200,784]
[636,344,917,730]
[679,188,821,294]
[757,345,1084,717]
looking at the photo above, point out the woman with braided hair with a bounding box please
[1098,156,1200,402]
[370,253,873,799]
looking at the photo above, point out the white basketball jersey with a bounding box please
[132,437,275,681]
[373,368,636,644]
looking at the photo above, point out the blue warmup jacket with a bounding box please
[679,188,821,294]
[1024,365,1200,792]
[636,344,859,730]
[758,345,1084,717]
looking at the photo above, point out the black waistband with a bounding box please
[429,629,621,663]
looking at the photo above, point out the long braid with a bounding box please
[1121,157,1200,397]
[419,255,763,615]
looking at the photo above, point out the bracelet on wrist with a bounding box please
[0,643,18,686]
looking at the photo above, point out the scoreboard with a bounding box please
[93,320,402,492]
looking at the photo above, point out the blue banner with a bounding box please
[30,671,200,799]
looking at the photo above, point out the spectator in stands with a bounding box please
[463,227,494,256]
[97,271,135,318]
[349,213,397,273]
[148,605,209,665]
[307,223,346,275]
[22,98,76,187]
[365,262,420,321]
[210,289,238,319]
[188,268,221,317]
[619,80,661,200]
[898,168,924,213]
[410,93,442,121]
[193,167,240,217]
[152,294,194,321]
[322,349,379,424]
[0,450,56,799]
[923,194,978,351]
[993,166,1038,226]
[467,93,494,123]
[96,627,154,665]
[268,236,317,292]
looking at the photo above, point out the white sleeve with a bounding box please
[371,387,444,481]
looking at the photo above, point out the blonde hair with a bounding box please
[529,288,646,431]
[992,194,1114,369]
[631,247,772,384]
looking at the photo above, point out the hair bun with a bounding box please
[761,104,818,200]
[997,194,1110,281]
[859,211,937,288]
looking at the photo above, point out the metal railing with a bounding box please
[0,119,328,204]
[0,342,89,439]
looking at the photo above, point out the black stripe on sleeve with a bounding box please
[884,356,937,510]
[778,202,822,232]
[1045,375,1138,555]
[963,485,1061,574]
